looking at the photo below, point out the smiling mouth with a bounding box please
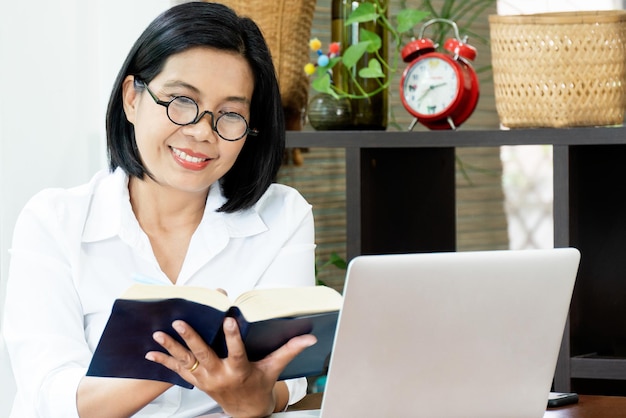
[170,147,211,163]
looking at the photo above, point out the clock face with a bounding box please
[402,56,459,117]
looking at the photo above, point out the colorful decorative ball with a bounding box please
[304,63,316,75]
[309,38,322,51]
[317,55,330,68]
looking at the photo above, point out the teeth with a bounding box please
[172,147,209,163]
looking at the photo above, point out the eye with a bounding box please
[219,112,246,124]
[170,96,198,111]
[172,96,196,106]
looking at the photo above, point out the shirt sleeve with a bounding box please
[3,192,90,418]
[255,188,316,405]
[256,200,316,289]
[285,377,308,406]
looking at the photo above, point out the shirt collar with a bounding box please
[81,168,125,243]
[204,182,268,237]
[81,168,268,243]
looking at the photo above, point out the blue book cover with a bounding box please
[87,285,341,389]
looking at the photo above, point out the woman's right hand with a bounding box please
[146,318,316,417]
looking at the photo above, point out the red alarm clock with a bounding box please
[399,19,479,131]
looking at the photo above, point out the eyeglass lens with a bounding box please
[167,97,249,141]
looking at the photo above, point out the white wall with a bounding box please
[0,1,169,415]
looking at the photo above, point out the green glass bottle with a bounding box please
[331,0,388,130]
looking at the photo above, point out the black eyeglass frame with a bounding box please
[136,79,258,141]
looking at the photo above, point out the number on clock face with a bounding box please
[403,57,458,116]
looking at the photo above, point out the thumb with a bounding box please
[261,334,317,376]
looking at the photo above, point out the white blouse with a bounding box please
[3,168,315,417]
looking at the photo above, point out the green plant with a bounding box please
[307,0,495,100]
[308,2,429,100]
[321,252,348,270]
[315,252,348,286]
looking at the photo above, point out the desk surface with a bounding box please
[544,395,626,417]
[289,393,626,417]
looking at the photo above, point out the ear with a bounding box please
[122,75,139,125]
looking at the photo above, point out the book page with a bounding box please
[234,286,343,322]
[120,284,343,323]
[120,283,232,312]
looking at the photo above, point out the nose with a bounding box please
[183,111,218,142]
[195,110,215,127]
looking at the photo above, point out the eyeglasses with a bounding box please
[136,79,258,141]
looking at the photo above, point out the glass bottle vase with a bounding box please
[331,0,388,130]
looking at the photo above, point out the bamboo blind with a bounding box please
[278,0,506,291]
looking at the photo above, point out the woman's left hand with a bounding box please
[146,318,317,417]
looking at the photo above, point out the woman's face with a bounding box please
[122,46,255,196]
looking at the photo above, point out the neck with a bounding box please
[128,176,208,233]
[128,176,209,283]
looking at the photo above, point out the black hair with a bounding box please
[106,1,285,213]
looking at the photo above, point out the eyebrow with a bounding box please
[162,80,201,94]
[162,80,251,105]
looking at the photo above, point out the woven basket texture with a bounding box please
[210,0,316,129]
[489,11,626,128]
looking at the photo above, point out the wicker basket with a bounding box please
[210,0,316,130]
[489,11,626,128]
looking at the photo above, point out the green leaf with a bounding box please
[396,9,430,34]
[326,252,347,270]
[360,28,381,53]
[345,3,380,25]
[327,56,342,69]
[311,74,337,98]
[359,59,384,78]
[316,56,342,71]
[342,41,369,69]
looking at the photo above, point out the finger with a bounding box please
[233,334,319,388]
[221,317,248,365]
[171,320,220,365]
[145,347,194,375]
[145,349,201,380]
[145,331,198,373]
[258,334,317,378]
[152,330,194,361]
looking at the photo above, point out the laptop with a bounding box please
[274,248,580,418]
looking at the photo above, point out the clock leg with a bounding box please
[407,118,419,131]
[447,117,457,130]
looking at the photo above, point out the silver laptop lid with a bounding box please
[320,248,580,418]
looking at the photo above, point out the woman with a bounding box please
[3,2,316,417]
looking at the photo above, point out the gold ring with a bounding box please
[189,359,200,373]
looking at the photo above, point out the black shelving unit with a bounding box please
[286,127,626,393]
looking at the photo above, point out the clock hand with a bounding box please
[417,82,448,101]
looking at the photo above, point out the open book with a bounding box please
[87,284,343,389]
